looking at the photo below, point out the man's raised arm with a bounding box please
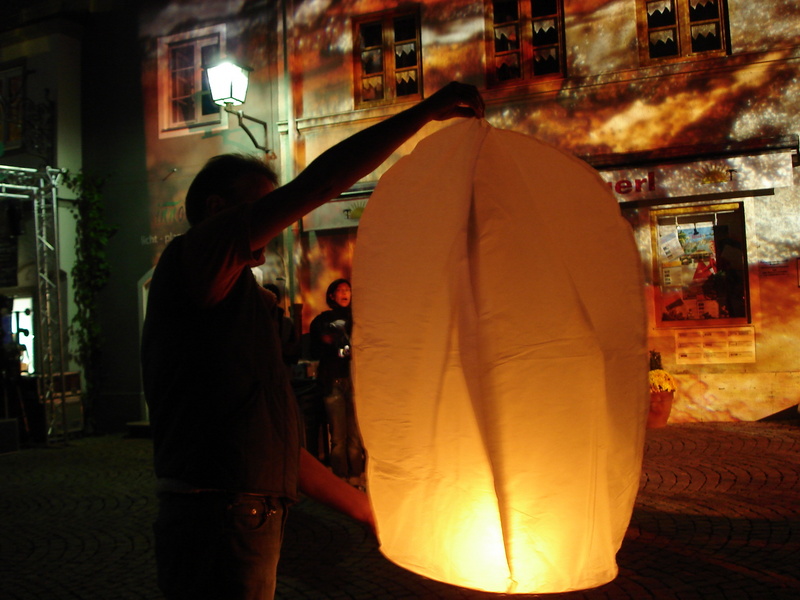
[249,82,484,247]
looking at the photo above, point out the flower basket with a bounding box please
[648,351,676,429]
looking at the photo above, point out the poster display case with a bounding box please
[651,201,749,328]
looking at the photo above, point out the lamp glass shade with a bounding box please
[207,61,249,106]
[352,120,649,594]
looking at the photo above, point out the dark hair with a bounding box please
[325,278,351,308]
[263,283,281,302]
[185,154,279,226]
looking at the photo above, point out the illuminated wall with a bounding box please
[136,0,800,422]
[284,0,800,422]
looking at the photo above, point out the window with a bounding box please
[639,0,729,62]
[486,0,565,86]
[651,202,749,328]
[0,64,24,152]
[354,10,421,107]
[157,26,224,135]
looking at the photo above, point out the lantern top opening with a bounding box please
[207,61,251,106]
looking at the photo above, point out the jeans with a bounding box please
[323,376,364,479]
[154,492,287,600]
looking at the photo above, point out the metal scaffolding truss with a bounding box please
[0,164,69,443]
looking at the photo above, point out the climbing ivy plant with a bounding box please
[62,170,117,432]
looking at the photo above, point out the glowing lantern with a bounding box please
[352,120,648,594]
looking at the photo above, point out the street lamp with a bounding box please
[206,60,275,159]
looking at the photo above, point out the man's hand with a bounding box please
[298,448,377,536]
[423,81,485,121]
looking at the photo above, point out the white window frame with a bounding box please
[157,25,227,139]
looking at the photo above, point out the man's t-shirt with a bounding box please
[141,202,301,498]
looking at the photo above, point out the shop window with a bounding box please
[485,0,565,87]
[651,202,749,328]
[354,9,422,107]
[157,26,224,136]
[0,64,24,152]
[638,0,729,63]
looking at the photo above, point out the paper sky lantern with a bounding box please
[352,120,648,594]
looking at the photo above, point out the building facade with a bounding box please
[267,0,799,423]
[2,1,799,430]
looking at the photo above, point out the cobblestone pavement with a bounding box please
[1,421,798,599]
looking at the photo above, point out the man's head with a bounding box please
[326,279,351,309]
[185,154,279,226]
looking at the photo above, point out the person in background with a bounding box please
[309,279,364,488]
[141,81,484,600]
